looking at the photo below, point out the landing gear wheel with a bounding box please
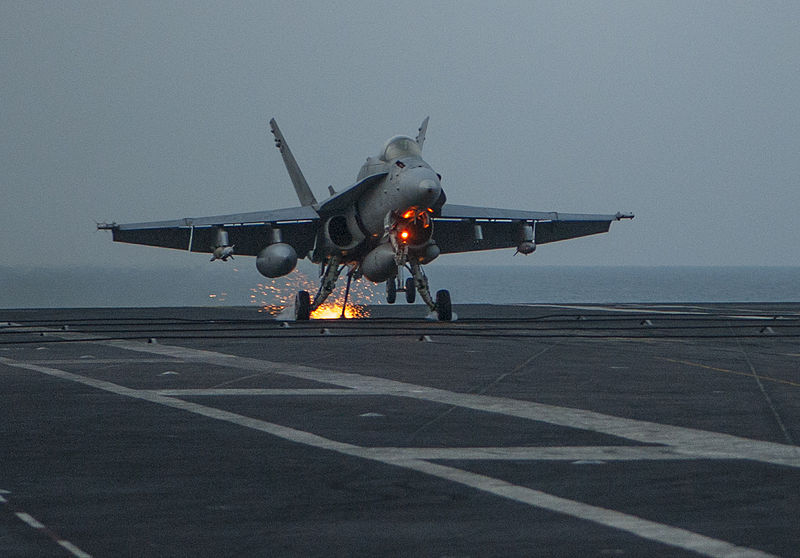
[405,277,416,303]
[386,279,397,304]
[435,289,452,321]
[294,290,311,321]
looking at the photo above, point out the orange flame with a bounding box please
[311,302,368,319]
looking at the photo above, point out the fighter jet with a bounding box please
[98,118,633,320]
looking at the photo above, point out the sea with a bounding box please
[2,265,799,309]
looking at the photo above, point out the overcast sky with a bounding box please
[3,1,799,273]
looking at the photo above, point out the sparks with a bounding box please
[247,269,378,318]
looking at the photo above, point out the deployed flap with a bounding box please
[432,204,633,255]
[99,205,320,257]
[269,118,317,207]
[112,206,320,229]
[433,219,615,254]
[439,204,632,223]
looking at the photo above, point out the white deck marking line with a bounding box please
[524,304,711,316]
[727,316,780,321]
[58,540,93,558]
[13,511,93,557]
[399,460,776,558]
[732,334,797,447]
[25,364,181,366]
[526,304,790,321]
[15,512,45,529]
[362,446,700,461]
[152,388,374,396]
[0,358,776,558]
[2,358,359,453]
[93,341,800,469]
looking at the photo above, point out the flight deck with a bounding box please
[1,303,799,557]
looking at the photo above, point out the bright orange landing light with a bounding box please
[400,230,410,240]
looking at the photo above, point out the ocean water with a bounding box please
[2,266,799,309]
[425,266,800,304]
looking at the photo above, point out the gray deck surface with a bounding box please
[1,303,799,557]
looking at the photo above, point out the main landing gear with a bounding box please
[293,255,452,321]
[385,275,416,304]
[294,290,311,321]
[385,261,451,321]
[435,289,452,321]
[295,255,344,321]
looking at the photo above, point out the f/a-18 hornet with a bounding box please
[99,118,633,320]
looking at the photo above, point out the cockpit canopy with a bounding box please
[381,135,421,161]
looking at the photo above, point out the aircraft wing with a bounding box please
[433,204,633,254]
[99,205,319,257]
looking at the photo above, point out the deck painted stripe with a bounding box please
[15,512,45,529]
[360,446,700,461]
[0,357,778,558]
[57,540,93,558]
[11,504,93,557]
[525,304,796,320]
[153,388,369,396]
[400,459,775,558]
[1,358,359,454]
[23,359,178,365]
[524,304,710,316]
[94,340,800,469]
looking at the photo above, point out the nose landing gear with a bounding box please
[385,262,451,320]
[385,274,417,304]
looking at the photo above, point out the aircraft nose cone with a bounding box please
[399,168,441,208]
[419,178,439,196]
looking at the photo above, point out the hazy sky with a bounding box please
[3,1,799,272]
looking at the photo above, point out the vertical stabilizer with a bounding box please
[269,118,318,207]
[416,116,429,150]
